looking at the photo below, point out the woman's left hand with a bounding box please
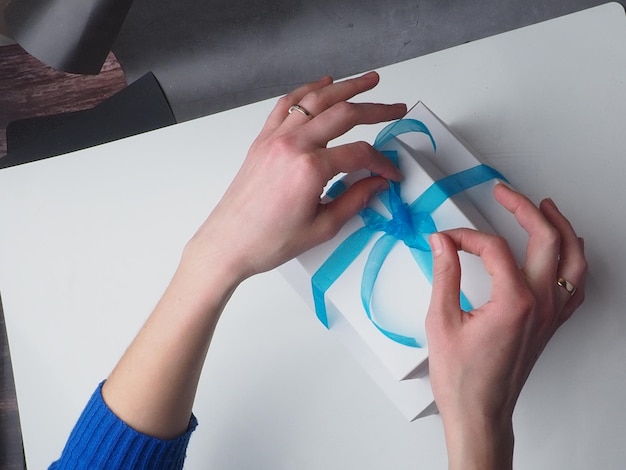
[186,72,406,282]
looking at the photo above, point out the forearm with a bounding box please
[102,242,241,440]
[442,412,514,470]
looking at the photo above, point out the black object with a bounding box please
[5,0,134,74]
[1,72,176,168]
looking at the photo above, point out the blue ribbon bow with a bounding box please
[311,118,506,348]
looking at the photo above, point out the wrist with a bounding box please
[441,410,514,470]
[166,239,245,323]
[181,229,248,284]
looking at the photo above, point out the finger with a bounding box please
[494,184,561,286]
[318,141,402,182]
[312,176,389,243]
[263,76,333,131]
[304,101,407,146]
[440,228,523,303]
[551,236,585,329]
[281,71,382,130]
[557,271,586,327]
[540,198,587,285]
[425,232,464,334]
[556,238,586,327]
[540,198,588,317]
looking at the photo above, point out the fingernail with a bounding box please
[361,71,379,81]
[429,233,443,257]
[393,103,408,112]
[389,168,404,182]
[494,182,513,193]
[545,197,559,211]
[374,178,389,193]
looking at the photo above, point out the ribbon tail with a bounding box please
[311,226,375,328]
[362,234,421,348]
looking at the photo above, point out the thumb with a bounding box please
[426,233,463,333]
[316,176,388,239]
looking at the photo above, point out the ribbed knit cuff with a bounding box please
[50,381,198,469]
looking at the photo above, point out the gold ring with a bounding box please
[288,104,313,119]
[557,277,576,296]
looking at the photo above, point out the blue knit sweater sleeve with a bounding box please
[50,382,198,469]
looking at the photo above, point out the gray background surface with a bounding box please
[113,0,622,121]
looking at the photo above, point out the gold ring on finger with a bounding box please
[288,104,313,119]
[557,276,576,296]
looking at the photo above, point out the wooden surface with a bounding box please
[0,44,127,156]
[0,300,24,470]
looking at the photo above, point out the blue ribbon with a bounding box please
[311,118,507,348]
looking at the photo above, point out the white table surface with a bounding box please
[1,3,625,468]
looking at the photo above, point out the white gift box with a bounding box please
[395,103,528,264]
[280,102,527,420]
